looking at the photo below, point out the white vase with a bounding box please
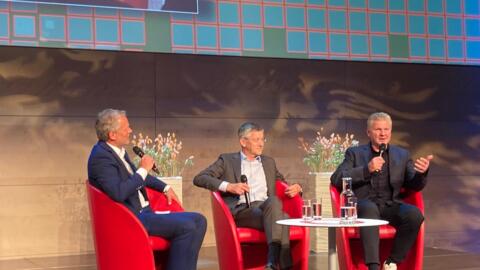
[160,176,183,204]
[306,172,334,253]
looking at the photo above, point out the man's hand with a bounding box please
[139,155,155,172]
[414,154,434,173]
[285,183,302,198]
[164,188,181,206]
[226,183,249,195]
[368,156,385,173]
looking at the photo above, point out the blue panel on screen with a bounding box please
[242,4,261,25]
[0,14,8,38]
[95,45,119,50]
[446,0,461,13]
[287,31,306,51]
[172,24,193,46]
[349,0,366,8]
[219,2,239,24]
[447,40,463,58]
[264,0,283,2]
[308,9,325,29]
[466,41,480,58]
[96,19,118,42]
[69,18,92,41]
[197,25,217,47]
[409,16,425,34]
[428,16,444,35]
[410,37,426,57]
[308,0,325,4]
[172,13,193,21]
[122,21,144,44]
[427,0,443,12]
[371,35,387,55]
[389,0,404,10]
[220,27,240,48]
[389,14,406,33]
[121,10,143,18]
[370,13,386,32]
[41,16,65,40]
[329,10,346,30]
[0,1,7,8]
[265,6,284,27]
[95,8,117,16]
[350,12,366,31]
[287,0,305,3]
[464,0,480,15]
[429,39,445,57]
[287,7,305,28]
[465,19,480,37]
[351,35,368,54]
[330,33,348,53]
[14,16,35,37]
[369,0,386,9]
[243,28,262,49]
[309,32,327,52]
[328,0,345,6]
[196,1,216,22]
[447,18,462,36]
[408,0,424,12]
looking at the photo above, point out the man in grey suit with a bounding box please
[193,122,303,270]
[331,112,433,270]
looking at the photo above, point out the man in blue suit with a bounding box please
[331,112,433,270]
[88,108,206,270]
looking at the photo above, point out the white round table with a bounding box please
[277,218,388,270]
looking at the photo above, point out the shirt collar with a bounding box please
[107,142,126,158]
[240,151,262,162]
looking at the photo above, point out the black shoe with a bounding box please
[265,263,278,270]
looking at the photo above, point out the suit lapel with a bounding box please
[99,141,134,177]
[232,152,242,183]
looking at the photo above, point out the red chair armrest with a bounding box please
[146,187,184,212]
[276,180,303,218]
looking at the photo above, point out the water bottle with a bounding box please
[340,177,358,224]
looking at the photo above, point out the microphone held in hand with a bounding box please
[132,146,160,174]
[240,174,251,208]
[379,143,387,157]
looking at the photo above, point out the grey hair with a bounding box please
[238,122,264,139]
[95,109,126,141]
[367,112,392,128]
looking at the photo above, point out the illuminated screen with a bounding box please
[6,0,198,13]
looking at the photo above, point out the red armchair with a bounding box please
[210,180,310,270]
[86,181,183,270]
[330,184,424,270]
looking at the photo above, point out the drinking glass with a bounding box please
[302,199,313,222]
[312,198,322,220]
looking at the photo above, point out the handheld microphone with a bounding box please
[379,143,387,157]
[132,146,160,174]
[240,174,251,208]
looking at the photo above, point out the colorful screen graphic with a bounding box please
[7,0,198,13]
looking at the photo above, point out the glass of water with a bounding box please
[302,199,313,222]
[312,198,322,220]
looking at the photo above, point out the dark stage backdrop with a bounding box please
[0,46,479,258]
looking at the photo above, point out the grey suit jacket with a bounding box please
[330,143,428,203]
[193,152,285,212]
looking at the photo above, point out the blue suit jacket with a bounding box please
[330,143,428,203]
[87,141,167,214]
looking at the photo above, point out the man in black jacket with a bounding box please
[331,112,433,270]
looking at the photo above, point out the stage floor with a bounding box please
[1,247,479,270]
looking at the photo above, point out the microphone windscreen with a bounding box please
[132,146,144,157]
[240,174,248,183]
[379,143,387,152]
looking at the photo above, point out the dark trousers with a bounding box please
[357,199,424,265]
[138,209,207,270]
[233,198,292,268]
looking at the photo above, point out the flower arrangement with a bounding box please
[298,128,359,173]
[131,132,194,177]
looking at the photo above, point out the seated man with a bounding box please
[193,122,302,270]
[88,108,206,270]
[331,112,433,270]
